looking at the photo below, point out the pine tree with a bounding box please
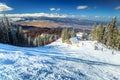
[61,28,69,43]
[90,17,120,50]
[1,15,11,43]
[104,17,118,48]
[27,36,31,47]
[0,14,31,47]
[116,30,120,50]
[82,29,86,40]
[38,35,43,46]
[111,17,118,48]
[103,24,109,45]
[90,23,97,40]
[33,37,39,47]
[2,14,11,27]
[70,29,76,38]
[16,26,24,46]
[23,33,28,46]
[96,22,104,42]
[105,23,113,47]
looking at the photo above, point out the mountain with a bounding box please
[12,17,101,29]
[0,38,120,80]
[13,16,120,29]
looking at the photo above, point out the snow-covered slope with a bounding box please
[0,39,120,80]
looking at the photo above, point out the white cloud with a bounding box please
[50,8,60,11]
[0,13,67,18]
[95,16,100,18]
[77,6,88,10]
[50,8,56,11]
[56,8,60,11]
[115,6,120,10]
[0,3,13,12]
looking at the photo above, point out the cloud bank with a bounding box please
[77,6,88,10]
[0,3,13,12]
[0,13,67,18]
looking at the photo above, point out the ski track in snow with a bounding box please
[0,39,120,80]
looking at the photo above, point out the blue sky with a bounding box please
[0,0,120,20]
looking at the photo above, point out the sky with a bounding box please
[0,0,120,20]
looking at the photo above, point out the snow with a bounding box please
[0,39,120,80]
[76,32,83,38]
[70,37,79,44]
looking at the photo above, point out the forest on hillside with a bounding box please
[0,15,77,47]
[90,17,120,50]
[0,15,120,50]
[0,15,59,47]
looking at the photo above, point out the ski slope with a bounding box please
[0,39,120,80]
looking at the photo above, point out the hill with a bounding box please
[0,38,120,80]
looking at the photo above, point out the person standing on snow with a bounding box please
[82,43,84,46]
[112,51,114,55]
[101,48,103,51]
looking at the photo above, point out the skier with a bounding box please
[94,46,98,50]
[82,43,84,46]
[101,48,103,51]
[112,51,114,55]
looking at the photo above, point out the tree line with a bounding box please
[90,17,120,50]
[0,15,58,47]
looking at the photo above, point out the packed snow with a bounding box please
[0,38,120,80]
